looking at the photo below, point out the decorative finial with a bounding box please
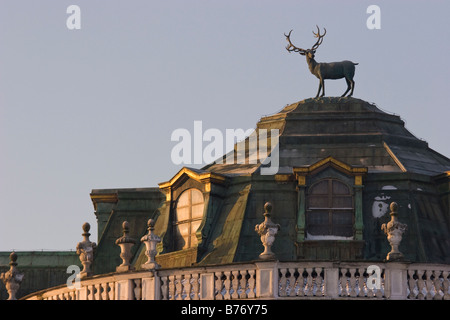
[140,218,161,270]
[9,251,18,266]
[82,222,90,233]
[76,222,97,278]
[264,202,273,215]
[115,221,136,272]
[255,202,281,259]
[0,251,24,300]
[381,202,407,261]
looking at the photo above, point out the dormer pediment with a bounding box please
[293,156,368,186]
[158,167,226,201]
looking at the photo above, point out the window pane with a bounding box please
[177,223,190,237]
[175,207,190,222]
[190,220,202,234]
[332,196,353,209]
[310,180,328,195]
[332,180,350,195]
[190,235,198,247]
[308,225,330,235]
[307,211,329,225]
[191,203,204,219]
[332,212,353,237]
[173,226,186,250]
[179,191,191,207]
[308,195,329,208]
[191,189,204,205]
[332,211,353,225]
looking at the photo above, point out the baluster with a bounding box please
[175,275,183,300]
[279,268,288,297]
[134,279,142,300]
[231,271,239,299]
[365,268,374,298]
[442,271,450,300]
[94,283,101,300]
[193,273,201,300]
[87,284,94,300]
[285,268,295,297]
[168,275,176,300]
[184,274,192,300]
[432,271,443,300]
[440,270,448,300]
[407,270,416,299]
[294,268,306,297]
[305,268,314,297]
[339,269,347,297]
[337,268,342,297]
[423,270,432,300]
[375,270,384,298]
[108,282,115,300]
[349,268,357,298]
[247,270,256,299]
[93,284,98,300]
[315,267,324,297]
[356,268,365,298]
[160,276,169,300]
[99,282,106,300]
[416,270,425,300]
[215,272,224,300]
[223,271,232,300]
[238,270,248,299]
[289,268,298,297]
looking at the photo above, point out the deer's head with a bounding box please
[284,26,326,60]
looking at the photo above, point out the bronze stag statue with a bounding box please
[285,26,358,98]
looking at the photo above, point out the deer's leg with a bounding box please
[342,78,351,97]
[315,78,325,98]
[320,79,325,97]
[348,79,355,97]
[315,80,323,98]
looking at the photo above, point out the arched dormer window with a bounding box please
[173,188,205,250]
[306,179,354,239]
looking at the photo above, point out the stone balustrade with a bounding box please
[21,260,450,300]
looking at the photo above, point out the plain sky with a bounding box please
[1,0,449,251]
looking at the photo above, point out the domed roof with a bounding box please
[204,97,450,176]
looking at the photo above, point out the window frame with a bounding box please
[172,188,205,251]
[306,179,355,239]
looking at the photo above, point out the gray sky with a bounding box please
[1,0,449,251]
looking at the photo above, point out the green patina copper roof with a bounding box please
[95,97,450,269]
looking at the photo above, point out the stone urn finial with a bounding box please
[381,202,407,261]
[76,222,97,278]
[140,219,161,270]
[115,221,136,272]
[0,252,24,300]
[254,202,281,259]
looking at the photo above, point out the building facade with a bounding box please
[4,97,450,300]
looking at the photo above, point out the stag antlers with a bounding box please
[284,26,326,55]
[311,26,326,50]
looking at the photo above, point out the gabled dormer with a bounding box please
[155,167,227,267]
[293,157,368,260]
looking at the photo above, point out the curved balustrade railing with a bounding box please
[22,261,450,300]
